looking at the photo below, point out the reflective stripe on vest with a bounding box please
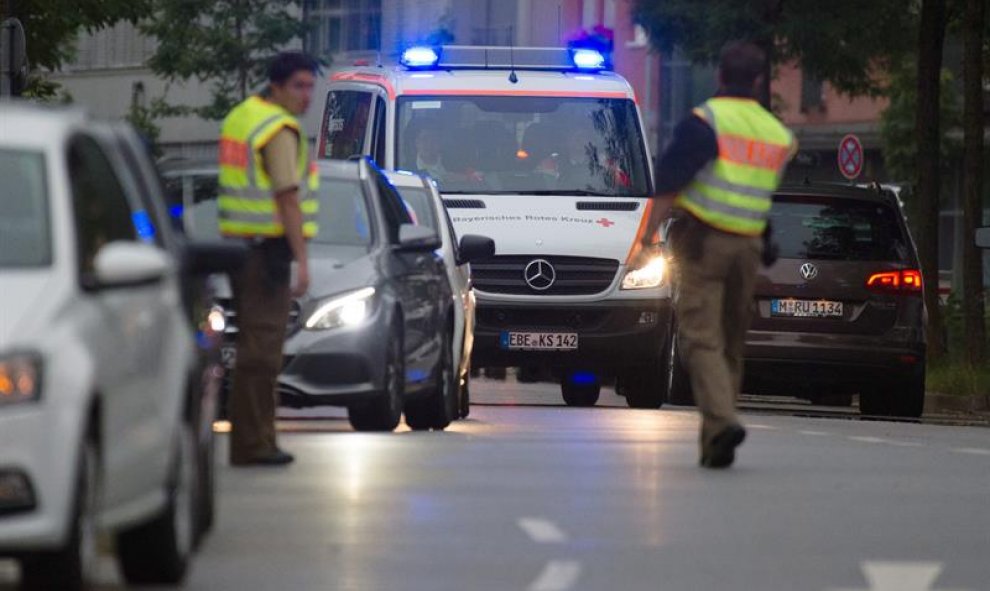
[217,96,320,238]
[675,98,794,236]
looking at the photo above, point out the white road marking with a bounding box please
[528,560,582,591]
[748,424,779,430]
[885,440,924,448]
[800,430,831,436]
[849,436,887,444]
[950,447,990,456]
[827,561,971,591]
[518,517,568,543]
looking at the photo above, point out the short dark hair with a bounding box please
[718,42,766,89]
[268,51,319,85]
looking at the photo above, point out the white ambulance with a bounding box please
[319,45,673,408]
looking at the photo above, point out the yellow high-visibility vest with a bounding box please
[676,97,795,236]
[217,96,320,238]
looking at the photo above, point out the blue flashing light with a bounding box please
[169,204,184,219]
[132,210,156,242]
[569,371,598,386]
[401,47,440,69]
[406,369,429,383]
[571,49,606,70]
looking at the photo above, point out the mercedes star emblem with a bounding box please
[800,263,819,280]
[524,258,556,291]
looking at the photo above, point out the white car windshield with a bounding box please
[396,96,650,197]
[0,149,51,268]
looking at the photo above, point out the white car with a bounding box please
[384,170,495,418]
[0,104,229,589]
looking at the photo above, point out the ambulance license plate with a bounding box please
[500,331,578,351]
[771,299,843,318]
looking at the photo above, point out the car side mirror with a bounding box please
[457,234,495,265]
[91,241,171,289]
[182,239,248,276]
[397,223,441,251]
[976,227,990,249]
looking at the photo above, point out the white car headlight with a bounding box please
[305,287,376,331]
[0,353,42,406]
[621,256,666,290]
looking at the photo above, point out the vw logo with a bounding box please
[524,259,556,291]
[800,263,819,280]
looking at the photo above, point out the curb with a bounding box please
[925,392,990,414]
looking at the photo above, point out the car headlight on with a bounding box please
[305,287,376,331]
[0,353,42,406]
[621,256,667,290]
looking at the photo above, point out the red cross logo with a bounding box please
[597,218,614,228]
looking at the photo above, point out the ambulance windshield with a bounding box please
[396,96,650,196]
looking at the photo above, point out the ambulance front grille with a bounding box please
[471,255,619,295]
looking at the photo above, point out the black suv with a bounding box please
[669,184,927,418]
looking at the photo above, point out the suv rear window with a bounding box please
[770,195,910,262]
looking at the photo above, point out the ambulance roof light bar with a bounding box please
[398,45,610,72]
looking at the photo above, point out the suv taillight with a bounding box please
[866,269,923,294]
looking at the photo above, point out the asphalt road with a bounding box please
[3,378,989,590]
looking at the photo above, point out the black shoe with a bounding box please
[700,425,746,469]
[233,449,295,467]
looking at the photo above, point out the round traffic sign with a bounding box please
[838,134,863,180]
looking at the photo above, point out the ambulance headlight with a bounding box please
[305,287,376,331]
[622,256,666,290]
[571,49,607,70]
[401,47,440,69]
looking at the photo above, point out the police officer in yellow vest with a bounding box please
[632,42,796,469]
[219,52,320,466]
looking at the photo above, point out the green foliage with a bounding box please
[140,0,309,121]
[632,0,915,96]
[879,62,962,186]
[5,0,151,71]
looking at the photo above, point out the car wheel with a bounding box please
[349,325,404,432]
[405,328,457,431]
[666,333,694,406]
[561,376,600,407]
[117,421,196,585]
[20,430,100,591]
[891,368,925,418]
[621,360,670,410]
[862,368,925,418]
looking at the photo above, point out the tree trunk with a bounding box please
[915,0,948,361]
[961,0,986,364]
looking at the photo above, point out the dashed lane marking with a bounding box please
[849,436,887,444]
[826,560,972,591]
[518,518,568,544]
[950,447,990,456]
[528,560,583,591]
[799,430,831,436]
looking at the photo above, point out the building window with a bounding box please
[306,0,381,57]
[801,72,825,113]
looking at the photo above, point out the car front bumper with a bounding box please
[0,402,84,552]
[276,306,390,407]
[471,296,673,370]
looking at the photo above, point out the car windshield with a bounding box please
[167,171,373,247]
[396,96,650,197]
[771,196,910,261]
[0,149,51,268]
